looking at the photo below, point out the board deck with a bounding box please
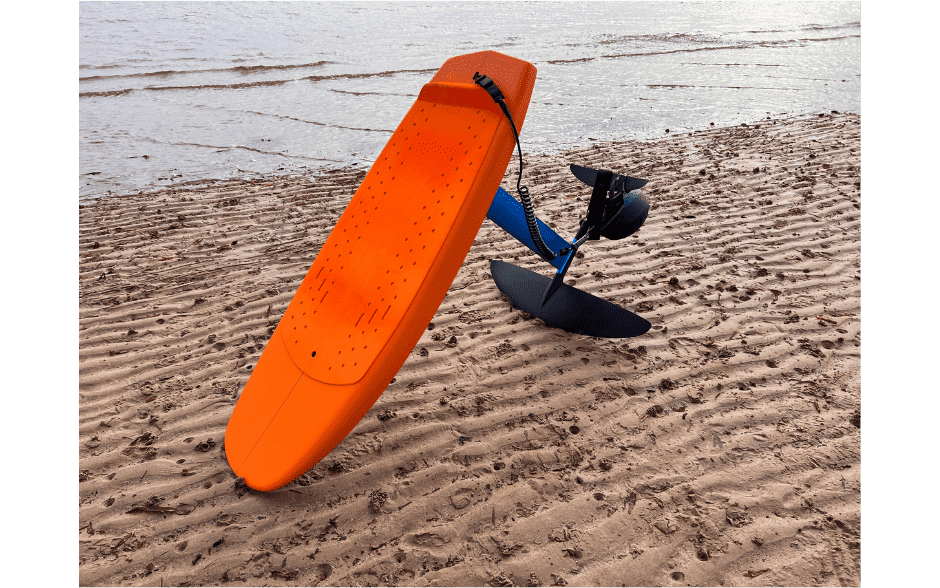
[225,51,537,491]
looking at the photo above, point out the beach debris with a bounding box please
[489,571,515,586]
[745,569,771,578]
[126,496,195,516]
[654,518,678,534]
[646,404,666,418]
[369,489,388,512]
[313,564,333,581]
[94,532,147,556]
[726,509,752,527]
[271,568,300,580]
[493,536,523,556]
[549,526,577,542]
[850,408,860,428]
[687,391,705,404]
[316,516,340,542]
[194,438,216,452]
[129,432,156,446]
[378,408,397,421]
[800,341,826,358]
[635,300,655,312]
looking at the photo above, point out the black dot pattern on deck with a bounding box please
[278,98,499,386]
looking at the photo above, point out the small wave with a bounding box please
[79,67,436,98]
[231,61,332,74]
[597,32,725,46]
[798,35,860,42]
[79,63,130,70]
[330,89,417,97]
[80,60,333,82]
[243,110,394,133]
[544,56,596,64]
[136,136,343,162]
[802,21,861,31]
[601,44,754,59]
[681,62,785,67]
[546,44,757,64]
[80,88,134,98]
[546,34,854,66]
[644,84,803,91]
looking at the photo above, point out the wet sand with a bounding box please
[79,112,861,586]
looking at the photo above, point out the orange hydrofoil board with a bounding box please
[225,52,536,491]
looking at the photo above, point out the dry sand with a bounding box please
[79,112,861,587]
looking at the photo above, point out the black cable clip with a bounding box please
[473,72,505,103]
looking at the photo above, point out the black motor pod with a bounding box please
[600,190,650,240]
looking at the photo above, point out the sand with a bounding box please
[79,112,861,587]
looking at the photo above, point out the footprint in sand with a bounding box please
[791,295,818,308]
[412,532,448,547]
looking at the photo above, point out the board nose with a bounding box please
[227,365,357,491]
[224,331,303,479]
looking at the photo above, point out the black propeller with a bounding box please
[569,164,650,241]
[570,164,648,195]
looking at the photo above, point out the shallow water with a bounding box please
[79,1,860,200]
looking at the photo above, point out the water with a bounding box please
[79,1,861,201]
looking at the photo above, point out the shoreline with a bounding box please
[79,110,859,206]
[80,112,861,586]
